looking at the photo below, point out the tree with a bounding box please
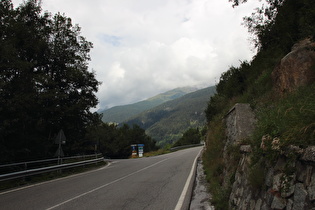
[230,0,315,51]
[0,0,52,161]
[173,128,201,147]
[229,0,284,8]
[86,123,158,158]
[0,0,100,162]
[42,12,99,154]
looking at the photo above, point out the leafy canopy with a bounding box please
[86,123,159,158]
[0,0,100,162]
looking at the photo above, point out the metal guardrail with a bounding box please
[0,154,104,182]
[170,143,204,151]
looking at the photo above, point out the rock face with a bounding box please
[225,103,257,147]
[224,104,315,209]
[223,103,256,188]
[229,145,315,210]
[214,39,315,210]
[301,146,315,162]
[272,38,315,95]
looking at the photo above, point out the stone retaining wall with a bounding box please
[224,104,315,209]
[229,146,315,210]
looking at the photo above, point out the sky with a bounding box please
[12,0,262,110]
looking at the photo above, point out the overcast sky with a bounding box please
[12,0,262,110]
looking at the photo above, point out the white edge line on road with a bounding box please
[0,161,112,196]
[46,158,169,210]
[174,148,202,210]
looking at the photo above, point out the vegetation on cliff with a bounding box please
[203,0,315,209]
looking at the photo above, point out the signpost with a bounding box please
[138,144,144,157]
[54,129,66,164]
[131,144,137,158]
[130,144,145,157]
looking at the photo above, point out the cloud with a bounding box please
[100,34,123,46]
[12,0,262,110]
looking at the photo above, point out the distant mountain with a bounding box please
[123,86,216,146]
[99,86,198,123]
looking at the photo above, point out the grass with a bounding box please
[202,82,315,208]
[251,84,315,159]
[202,116,229,210]
[142,149,170,157]
[265,85,313,143]
[248,160,266,190]
[246,84,315,189]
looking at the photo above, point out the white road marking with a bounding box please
[0,161,111,196]
[46,158,169,210]
[174,148,202,210]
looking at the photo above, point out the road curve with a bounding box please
[0,146,202,210]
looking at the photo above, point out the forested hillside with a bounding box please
[203,0,315,209]
[100,86,197,123]
[125,86,216,146]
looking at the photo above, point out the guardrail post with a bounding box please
[23,162,27,181]
[0,155,104,182]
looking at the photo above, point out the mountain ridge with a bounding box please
[123,86,216,145]
[99,86,198,123]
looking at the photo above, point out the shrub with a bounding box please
[248,160,266,190]
[253,84,315,149]
[202,116,228,209]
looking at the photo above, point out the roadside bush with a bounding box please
[253,84,315,149]
[248,160,266,190]
[202,116,228,210]
[173,128,201,147]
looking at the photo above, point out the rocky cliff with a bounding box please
[221,39,315,210]
[223,103,315,210]
[272,38,315,95]
[229,143,315,209]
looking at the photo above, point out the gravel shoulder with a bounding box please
[190,157,214,210]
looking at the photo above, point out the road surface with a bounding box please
[0,146,202,210]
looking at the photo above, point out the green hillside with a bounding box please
[99,87,197,123]
[124,86,216,146]
[203,0,315,209]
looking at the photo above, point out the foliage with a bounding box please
[252,84,315,149]
[248,160,266,190]
[202,117,228,210]
[173,128,201,147]
[247,84,314,190]
[143,144,172,157]
[216,61,251,98]
[206,0,315,123]
[0,0,100,163]
[203,117,241,209]
[86,123,159,158]
[203,0,315,208]
[241,0,315,51]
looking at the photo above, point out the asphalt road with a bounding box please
[0,146,202,210]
